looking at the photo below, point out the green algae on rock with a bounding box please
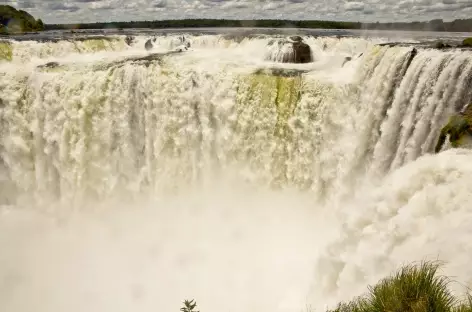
[435,104,472,153]
[0,41,13,61]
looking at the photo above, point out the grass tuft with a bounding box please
[454,294,472,312]
[180,262,472,312]
[327,261,468,312]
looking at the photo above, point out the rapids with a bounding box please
[1,31,472,312]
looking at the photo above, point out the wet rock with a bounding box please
[173,41,191,52]
[292,40,312,63]
[266,37,313,64]
[125,35,135,46]
[435,104,472,152]
[342,56,352,67]
[145,38,153,51]
[289,36,303,42]
[404,48,417,71]
[434,40,451,49]
[37,62,65,72]
[40,61,60,68]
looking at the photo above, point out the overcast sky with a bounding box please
[4,0,472,24]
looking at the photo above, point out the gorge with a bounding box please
[1,30,472,312]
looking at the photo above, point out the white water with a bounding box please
[1,34,472,312]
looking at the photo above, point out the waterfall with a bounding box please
[0,35,370,204]
[1,33,472,312]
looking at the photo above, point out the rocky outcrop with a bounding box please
[405,48,417,70]
[145,38,155,51]
[342,56,352,67]
[125,35,135,46]
[266,36,313,64]
[434,40,452,49]
[173,41,191,52]
[36,61,68,72]
[378,41,470,50]
[435,104,472,152]
[145,37,191,52]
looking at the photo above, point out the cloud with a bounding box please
[344,1,365,11]
[4,0,472,24]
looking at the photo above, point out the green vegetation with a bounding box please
[181,300,199,312]
[42,17,472,32]
[435,104,472,153]
[462,38,472,47]
[179,263,472,312]
[0,5,44,34]
[234,72,303,186]
[3,5,472,33]
[327,261,472,312]
[0,41,12,61]
[236,72,302,139]
[46,19,360,31]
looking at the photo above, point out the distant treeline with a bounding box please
[362,19,472,32]
[44,18,472,32]
[45,19,361,30]
[4,5,472,34]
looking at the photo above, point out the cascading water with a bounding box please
[1,32,472,312]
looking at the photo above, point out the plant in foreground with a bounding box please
[328,261,472,312]
[178,262,472,312]
[454,294,472,312]
[181,299,199,312]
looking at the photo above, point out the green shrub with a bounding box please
[327,261,462,312]
[462,38,472,47]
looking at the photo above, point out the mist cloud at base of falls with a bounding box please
[309,149,472,309]
[1,34,472,312]
[0,178,340,312]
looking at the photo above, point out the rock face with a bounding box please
[435,104,472,152]
[342,56,352,67]
[434,40,452,49]
[125,36,135,46]
[289,36,303,42]
[145,38,155,51]
[266,36,313,64]
[291,40,312,63]
[173,41,191,52]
